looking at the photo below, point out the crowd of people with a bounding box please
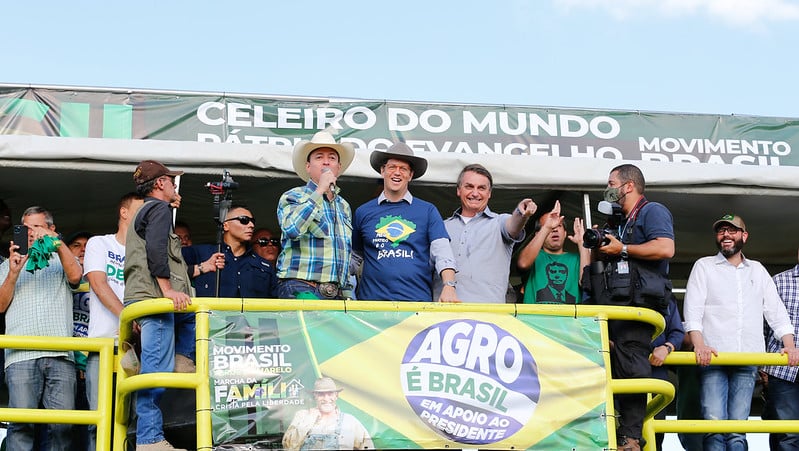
[0,133,798,451]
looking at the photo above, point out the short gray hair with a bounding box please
[21,206,54,227]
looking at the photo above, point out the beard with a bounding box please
[717,236,745,258]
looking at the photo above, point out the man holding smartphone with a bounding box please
[12,224,28,256]
[0,206,83,450]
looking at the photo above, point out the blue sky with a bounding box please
[6,0,799,117]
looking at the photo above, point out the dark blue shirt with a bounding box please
[183,243,277,298]
[620,200,674,277]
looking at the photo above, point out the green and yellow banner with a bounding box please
[209,310,608,449]
[2,85,799,167]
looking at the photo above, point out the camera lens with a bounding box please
[583,229,605,249]
[583,229,610,249]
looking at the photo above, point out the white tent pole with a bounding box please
[173,175,181,226]
[583,193,592,228]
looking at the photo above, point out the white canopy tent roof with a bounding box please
[2,134,798,286]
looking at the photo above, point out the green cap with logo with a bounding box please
[712,214,746,232]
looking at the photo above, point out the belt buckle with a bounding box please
[318,282,338,298]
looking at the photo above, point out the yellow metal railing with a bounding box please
[644,351,799,450]
[5,299,797,451]
[114,298,666,451]
[0,335,115,450]
[114,298,214,451]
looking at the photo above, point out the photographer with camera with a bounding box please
[587,164,675,451]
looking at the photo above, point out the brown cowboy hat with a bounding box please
[369,141,428,179]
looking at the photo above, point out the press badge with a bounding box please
[617,260,629,274]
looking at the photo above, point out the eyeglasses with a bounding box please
[716,226,742,235]
[224,216,254,225]
[256,238,280,247]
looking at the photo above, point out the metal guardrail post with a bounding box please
[0,336,115,450]
[112,298,799,451]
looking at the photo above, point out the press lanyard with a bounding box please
[620,196,648,242]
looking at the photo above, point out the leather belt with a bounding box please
[286,279,341,298]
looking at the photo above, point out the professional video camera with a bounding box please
[205,170,239,195]
[582,201,624,249]
[205,169,238,220]
[205,169,239,297]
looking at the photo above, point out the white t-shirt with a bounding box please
[84,234,126,338]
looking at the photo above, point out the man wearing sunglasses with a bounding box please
[252,228,281,266]
[183,206,277,299]
[276,131,355,300]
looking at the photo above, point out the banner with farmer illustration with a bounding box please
[208,309,608,450]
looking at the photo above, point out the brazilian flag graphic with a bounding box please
[209,310,608,449]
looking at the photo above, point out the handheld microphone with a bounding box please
[321,168,335,192]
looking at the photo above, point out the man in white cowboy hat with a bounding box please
[282,376,373,451]
[276,131,355,300]
[352,141,459,302]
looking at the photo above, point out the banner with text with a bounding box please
[208,310,608,450]
[3,85,797,167]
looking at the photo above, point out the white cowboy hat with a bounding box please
[369,141,428,179]
[292,131,355,182]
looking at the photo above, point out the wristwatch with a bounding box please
[620,244,629,259]
[444,280,457,287]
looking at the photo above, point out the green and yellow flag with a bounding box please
[209,309,608,449]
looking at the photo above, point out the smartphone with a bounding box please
[12,224,28,255]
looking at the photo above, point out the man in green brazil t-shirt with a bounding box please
[517,200,590,304]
